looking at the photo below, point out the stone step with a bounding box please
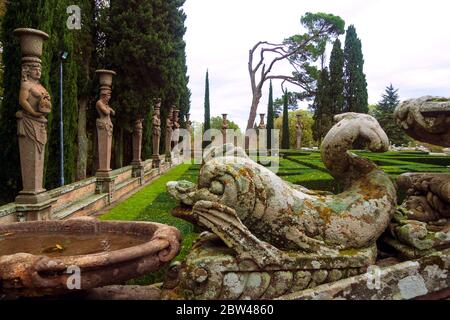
[52,193,108,220]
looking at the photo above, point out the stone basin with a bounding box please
[0,217,181,297]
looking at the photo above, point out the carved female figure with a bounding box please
[165,108,174,160]
[17,62,51,194]
[96,89,115,172]
[152,100,162,157]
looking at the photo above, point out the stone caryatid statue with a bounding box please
[386,96,450,258]
[152,99,162,168]
[258,113,266,129]
[165,107,174,162]
[14,28,51,206]
[163,113,397,300]
[185,113,192,133]
[296,114,303,150]
[172,107,180,150]
[221,114,228,144]
[95,70,116,175]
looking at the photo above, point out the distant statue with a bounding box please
[165,107,174,161]
[221,114,228,144]
[296,114,303,150]
[185,113,192,133]
[152,99,162,168]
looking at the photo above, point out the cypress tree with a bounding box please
[203,69,211,149]
[329,39,345,115]
[266,80,274,150]
[373,84,410,146]
[0,0,60,202]
[281,89,290,149]
[45,0,79,188]
[312,68,333,144]
[344,25,368,113]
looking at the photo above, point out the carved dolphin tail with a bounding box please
[321,113,390,185]
[318,113,397,248]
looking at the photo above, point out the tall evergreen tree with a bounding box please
[344,25,368,113]
[329,39,345,115]
[203,69,211,149]
[373,84,410,146]
[281,89,290,149]
[312,68,333,143]
[266,80,274,150]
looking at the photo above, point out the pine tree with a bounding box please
[281,90,290,149]
[203,69,211,149]
[266,80,274,150]
[329,39,344,115]
[312,68,333,143]
[344,25,368,113]
[373,84,410,146]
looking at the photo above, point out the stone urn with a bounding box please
[13,28,49,61]
[95,69,117,88]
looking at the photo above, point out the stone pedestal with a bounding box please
[15,199,55,222]
[96,121,113,173]
[95,171,115,203]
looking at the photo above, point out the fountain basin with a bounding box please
[0,217,181,297]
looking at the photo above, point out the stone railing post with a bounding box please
[13,28,55,221]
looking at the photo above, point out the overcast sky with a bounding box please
[183,0,450,129]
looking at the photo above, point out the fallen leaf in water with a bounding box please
[0,233,14,237]
[43,244,65,253]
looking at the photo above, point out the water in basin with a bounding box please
[0,232,150,258]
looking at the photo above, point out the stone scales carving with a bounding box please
[162,113,398,299]
[385,96,450,259]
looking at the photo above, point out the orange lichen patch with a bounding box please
[316,206,333,225]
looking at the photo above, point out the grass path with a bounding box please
[100,164,192,221]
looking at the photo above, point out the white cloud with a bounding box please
[184,0,450,129]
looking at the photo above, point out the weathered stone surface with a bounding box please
[164,113,397,299]
[278,248,450,300]
[85,284,162,300]
[386,97,450,259]
[394,96,450,147]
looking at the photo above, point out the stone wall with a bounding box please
[0,157,178,224]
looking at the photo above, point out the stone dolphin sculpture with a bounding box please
[167,113,397,254]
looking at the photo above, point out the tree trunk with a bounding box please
[246,89,263,131]
[76,96,88,180]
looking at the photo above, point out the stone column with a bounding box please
[152,99,162,169]
[131,118,144,178]
[221,114,228,145]
[13,28,55,221]
[296,114,303,150]
[95,69,116,199]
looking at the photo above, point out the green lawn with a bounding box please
[100,151,449,284]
